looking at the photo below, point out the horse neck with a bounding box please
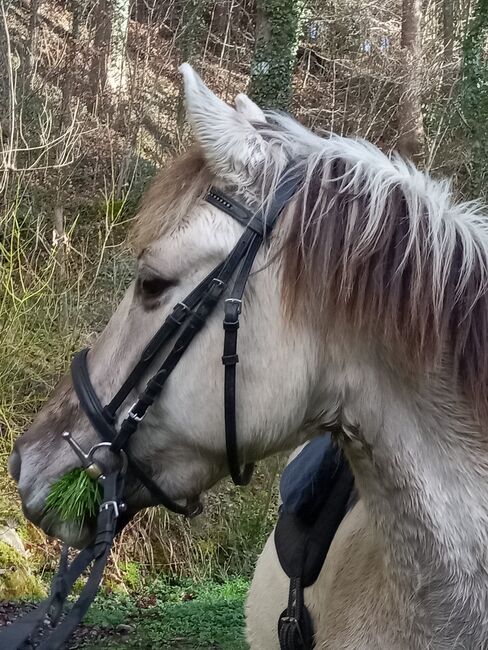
[325,339,488,639]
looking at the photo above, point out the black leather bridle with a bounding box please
[72,167,300,496]
[1,168,301,650]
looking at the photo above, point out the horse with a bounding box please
[8,63,488,648]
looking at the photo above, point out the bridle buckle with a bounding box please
[207,277,226,300]
[224,298,242,330]
[100,500,122,518]
[225,297,242,308]
[128,403,145,422]
[171,302,190,325]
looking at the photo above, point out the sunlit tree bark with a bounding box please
[397,0,425,160]
[107,0,130,93]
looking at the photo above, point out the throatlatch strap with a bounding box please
[213,168,302,484]
[222,232,263,484]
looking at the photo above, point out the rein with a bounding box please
[0,169,301,649]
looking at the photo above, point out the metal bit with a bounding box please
[62,431,104,479]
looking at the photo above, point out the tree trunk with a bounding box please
[53,204,66,279]
[52,1,80,306]
[460,0,488,195]
[88,0,112,112]
[53,203,69,326]
[25,0,41,86]
[249,0,306,110]
[106,0,130,95]
[441,0,455,93]
[397,0,425,160]
[61,1,82,120]
[213,0,228,35]
[443,0,454,64]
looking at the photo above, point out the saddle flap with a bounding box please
[275,435,356,587]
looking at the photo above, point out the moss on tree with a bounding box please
[249,0,306,110]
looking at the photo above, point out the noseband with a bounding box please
[1,169,301,650]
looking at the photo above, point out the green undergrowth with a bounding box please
[0,541,46,600]
[81,576,250,649]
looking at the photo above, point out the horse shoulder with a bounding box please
[311,500,407,649]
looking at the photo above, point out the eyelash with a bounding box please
[139,276,174,300]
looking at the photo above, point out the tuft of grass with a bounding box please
[45,468,102,527]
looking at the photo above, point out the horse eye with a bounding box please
[139,275,174,299]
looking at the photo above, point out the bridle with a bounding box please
[71,167,300,496]
[1,168,302,650]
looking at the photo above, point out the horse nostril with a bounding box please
[8,447,21,483]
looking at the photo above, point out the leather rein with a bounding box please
[0,170,301,650]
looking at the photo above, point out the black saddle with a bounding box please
[275,434,356,650]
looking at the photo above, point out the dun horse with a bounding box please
[9,65,488,648]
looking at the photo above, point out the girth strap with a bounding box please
[278,576,315,650]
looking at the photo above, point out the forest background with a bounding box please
[0,0,487,646]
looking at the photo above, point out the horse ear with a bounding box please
[234,93,266,123]
[179,64,267,186]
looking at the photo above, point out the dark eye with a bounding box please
[138,275,175,300]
